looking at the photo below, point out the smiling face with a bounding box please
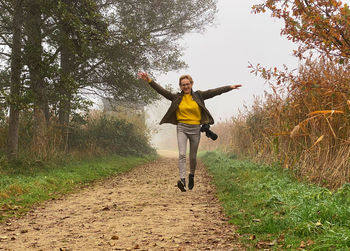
[179,75,193,94]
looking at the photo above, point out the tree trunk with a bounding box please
[59,45,73,153]
[58,28,75,153]
[25,0,48,157]
[7,0,23,160]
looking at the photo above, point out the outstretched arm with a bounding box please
[137,72,175,101]
[200,84,242,100]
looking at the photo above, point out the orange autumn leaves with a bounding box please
[252,0,350,60]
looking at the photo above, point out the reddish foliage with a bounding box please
[252,0,350,61]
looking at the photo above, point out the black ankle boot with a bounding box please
[177,178,186,192]
[188,174,194,190]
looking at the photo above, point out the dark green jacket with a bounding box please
[149,80,233,125]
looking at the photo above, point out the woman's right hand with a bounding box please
[137,72,151,82]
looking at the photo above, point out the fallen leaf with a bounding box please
[256,240,274,249]
[277,234,285,243]
[249,235,256,240]
[307,239,315,246]
[111,235,119,240]
[252,219,261,222]
[300,241,306,248]
[0,236,8,241]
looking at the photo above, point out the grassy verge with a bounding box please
[200,151,350,250]
[0,155,156,222]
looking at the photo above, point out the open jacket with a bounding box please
[149,80,233,125]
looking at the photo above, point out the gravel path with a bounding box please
[0,153,243,251]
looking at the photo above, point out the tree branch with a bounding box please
[42,23,58,37]
[76,59,106,81]
[0,51,10,57]
[0,34,11,48]
[47,46,62,64]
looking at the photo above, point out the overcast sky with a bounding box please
[152,0,299,123]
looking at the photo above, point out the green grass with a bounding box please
[0,155,156,222]
[200,151,350,250]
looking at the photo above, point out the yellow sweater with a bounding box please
[176,94,201,125]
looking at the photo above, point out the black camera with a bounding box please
[200,124,218,141]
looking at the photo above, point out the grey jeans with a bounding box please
[177,122,201,179]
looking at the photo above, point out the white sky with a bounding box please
[152,0,299,122]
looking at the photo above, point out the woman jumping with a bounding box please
[138,72,241,192]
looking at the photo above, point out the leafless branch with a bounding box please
[0,34,11,48]
[0,51,10,57]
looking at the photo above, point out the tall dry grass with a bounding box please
[0,108,154,162]
[208,58,350,189]
[200,114,253,156]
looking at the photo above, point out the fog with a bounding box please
[146,0,299,150]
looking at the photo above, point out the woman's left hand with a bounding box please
[230,84,242,89]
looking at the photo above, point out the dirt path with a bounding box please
[0,154,243,251]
